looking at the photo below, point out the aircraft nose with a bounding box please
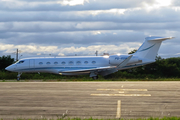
[5,65,14,72]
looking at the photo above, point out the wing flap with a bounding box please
[59,55,133,74]
[59,66,117,73]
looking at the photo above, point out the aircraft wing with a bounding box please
[117,55,133,69]
[100,55,133,76]
[59,66,117,73]
[60,55,132,74]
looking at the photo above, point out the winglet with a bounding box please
[117,55,133,68]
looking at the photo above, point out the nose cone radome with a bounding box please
[5,65,14,72]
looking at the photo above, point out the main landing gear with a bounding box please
[17,72,22,81]
[90,71,99,80]
[92,76,98,80]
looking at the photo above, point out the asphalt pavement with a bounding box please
[0,81,180,119]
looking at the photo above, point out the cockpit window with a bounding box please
[17,61,24,64]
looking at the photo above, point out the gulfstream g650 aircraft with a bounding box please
[6,36,174,80]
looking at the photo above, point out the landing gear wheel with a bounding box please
[17,77,20,81]
[17,72,22,81]
[92,76,98,80]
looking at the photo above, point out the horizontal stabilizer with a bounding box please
[145,36,174,41]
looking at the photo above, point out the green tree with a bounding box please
[0,55,14,71]
[128,49,137,54]
[156,57,180,77]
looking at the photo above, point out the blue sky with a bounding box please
[0,0,180,59]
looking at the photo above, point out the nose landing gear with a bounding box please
[17,72,22,81]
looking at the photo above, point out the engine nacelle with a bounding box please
[109,55,126,65]
[109,55,142,65]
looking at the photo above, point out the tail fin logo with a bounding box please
[138,44,155,52]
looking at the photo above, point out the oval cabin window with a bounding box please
[92,61,96,64]
[54,62,58,65]
[69,61,74,65]
[84,61,88,64]
[76,61,81,65]
[61,61,66,65]
[39,62,43,65]
[46,62,51,65]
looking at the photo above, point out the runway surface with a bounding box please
[0,81,180,119]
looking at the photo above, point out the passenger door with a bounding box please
[29,59,35,68]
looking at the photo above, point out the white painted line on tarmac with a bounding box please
[119,91,125,93]
[91,94,151,96]
[97,89,148,91]
[116,100,121,118]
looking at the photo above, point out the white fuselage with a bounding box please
[6,55,146,75]
[6,56,110,74]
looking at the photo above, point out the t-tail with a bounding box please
[133,36,174,61]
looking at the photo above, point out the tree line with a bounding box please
[0,55,14,71]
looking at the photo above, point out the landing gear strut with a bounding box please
[90,71,98,80]
[17,72,22,81]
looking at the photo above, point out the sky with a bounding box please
[0,0,180,59]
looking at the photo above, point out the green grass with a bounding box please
[1,77,180,82]
[1,78,180,82]
[1,71,180,82]
[1,117,180,120]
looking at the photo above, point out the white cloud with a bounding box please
[143,0,172,11]
[0,0,180,58]
[57,0,89,6]
[0,42,141,58]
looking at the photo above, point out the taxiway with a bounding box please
[0,81,180,119]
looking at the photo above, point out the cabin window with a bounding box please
[17,61,24,64]
[46,62,51,65]
[76,61,81,65]
[69,61,74,65]
[92,61,96,64]
[39,62,43,65]
[54,62,58,65]
[16,60,24,64]
[61,61,66,65]
[84,61,88,64]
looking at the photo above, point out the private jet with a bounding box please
[5,36,174,80]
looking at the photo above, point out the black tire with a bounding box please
[17,78,20,81]
[92,76,98,80]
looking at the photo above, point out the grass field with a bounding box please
[1,71,180,82]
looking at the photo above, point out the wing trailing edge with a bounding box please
[59,66,117,73]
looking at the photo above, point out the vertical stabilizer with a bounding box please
[133,36,174,60]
